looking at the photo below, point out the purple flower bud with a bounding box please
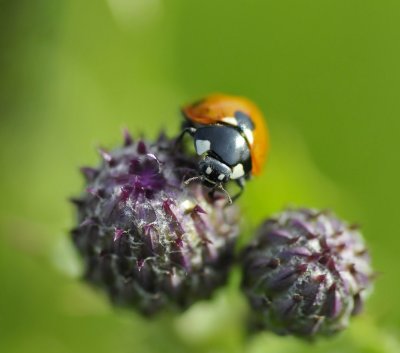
[71,131,240,315]
[241,208,374,337]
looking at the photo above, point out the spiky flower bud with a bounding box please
[241,208,373,337]
[71,131,240,315]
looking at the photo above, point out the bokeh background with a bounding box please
[1,1,399,352]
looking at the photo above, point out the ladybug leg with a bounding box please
[175,127,196,147]
[211,184,232,205]
[231,177,246,202]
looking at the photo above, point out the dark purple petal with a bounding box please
[80,167,98,182]
[137,140,147,154]
[322,283,343,318]
[190,209,211,244]
[123,129,134,146]
[114,228,124,241]
[290,218,316,239]
[267,229,297,244]
[280,247,312,260]
[98,148,114,165]
[266,265,307,291]
[274,295,302,320]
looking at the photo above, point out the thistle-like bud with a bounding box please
[241,208,373,337]
[71,131,240,315]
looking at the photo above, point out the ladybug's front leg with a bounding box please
[231,177,246,202]
[209,185,233,205]
[175,127,196,147]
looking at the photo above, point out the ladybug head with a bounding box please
[198,155,231,187]
[184,155,233,203]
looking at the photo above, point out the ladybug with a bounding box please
[178,94,269,202]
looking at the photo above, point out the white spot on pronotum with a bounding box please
[195,140,211,155]
[205,167,212,175]
[218,174,225,181]
[243,128,254,145]
[231,164,245,179]
[221,116,237,126]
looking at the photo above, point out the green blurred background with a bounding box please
[1,1,399,352]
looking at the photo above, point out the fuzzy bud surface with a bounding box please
[71,132,240,315]
[241,208,373,337]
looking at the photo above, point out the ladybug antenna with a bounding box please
[184,176,204,185]
[217,184,232,204]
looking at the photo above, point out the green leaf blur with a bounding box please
[0,0,399,352]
